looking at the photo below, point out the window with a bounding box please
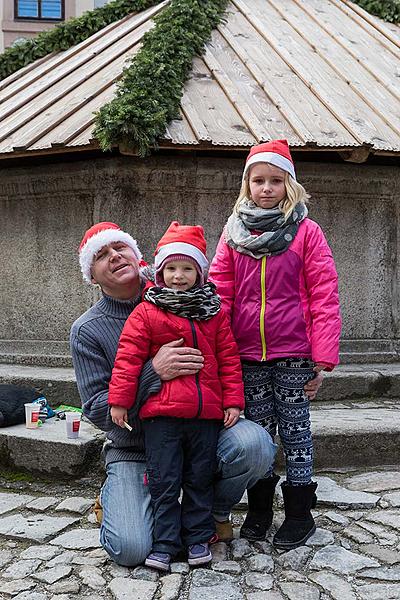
[15,0,64,20]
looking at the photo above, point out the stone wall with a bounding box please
[1,154,399,363]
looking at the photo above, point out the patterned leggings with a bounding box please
[242,358,315,485]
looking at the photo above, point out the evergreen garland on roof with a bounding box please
[353,0,400,23]
[93,0,229,156]
[0,0,160,81]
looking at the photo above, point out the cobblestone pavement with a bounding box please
[0,468,399,600]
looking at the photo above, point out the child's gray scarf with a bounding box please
[144,282,221,320]
[225,201,308,259]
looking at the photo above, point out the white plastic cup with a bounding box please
[25,403,40,429]
[65,412,81,439]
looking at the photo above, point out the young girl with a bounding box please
[108,221,244,571]
[209,139,341,550]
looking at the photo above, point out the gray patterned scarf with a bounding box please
[225,201,308,259]
[144,282,221,320]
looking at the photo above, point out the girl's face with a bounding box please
[163,260,198,291]
[248,163,286,209]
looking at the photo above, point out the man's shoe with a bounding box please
[215,519,233,543]
[93,495,103,526]
[273,481,318,550]
[240,473,280,541]
[144,551,171,572]
[188,543,212,566]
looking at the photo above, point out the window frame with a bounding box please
[14,0,65,21]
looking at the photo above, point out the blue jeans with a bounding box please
[100,417,276,566]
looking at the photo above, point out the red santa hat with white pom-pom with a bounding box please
[242,139,296,181]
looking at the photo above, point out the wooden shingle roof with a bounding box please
[0,0,399,160]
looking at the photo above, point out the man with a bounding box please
[70,222,321,566]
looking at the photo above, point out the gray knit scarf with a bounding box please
[225,200,308,259]
[144,282,221,320]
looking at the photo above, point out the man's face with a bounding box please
[90,242,140,297]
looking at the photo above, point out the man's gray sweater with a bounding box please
[70,294,161,465]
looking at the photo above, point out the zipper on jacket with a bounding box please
[189,319,203,418]
[260,256,267,361]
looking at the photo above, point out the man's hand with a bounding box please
[110,405,128,428]
[152,339,204,381]
[304,364,324,401]
[224,407,241,428]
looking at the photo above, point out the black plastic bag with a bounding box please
[0,384,42,427]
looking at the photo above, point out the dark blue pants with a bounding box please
[142,417,221,555]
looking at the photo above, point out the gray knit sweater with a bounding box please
[70,294,161,465]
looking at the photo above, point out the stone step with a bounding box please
[0,401,398,477]
[0,418,105,477]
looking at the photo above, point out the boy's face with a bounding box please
[163,260,198,291]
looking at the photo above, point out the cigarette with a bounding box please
[123,421,132,432]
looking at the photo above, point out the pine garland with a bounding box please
[353,0,400,23]
[93,0,229,156]
[0,0,160,81]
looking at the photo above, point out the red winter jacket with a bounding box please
[108,300,245,420]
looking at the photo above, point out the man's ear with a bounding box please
[90,270,97,285]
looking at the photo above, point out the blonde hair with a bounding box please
[233,169,310,220]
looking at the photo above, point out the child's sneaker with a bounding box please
[188,542,212,566]
[145,551,171,572]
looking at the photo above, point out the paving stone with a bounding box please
[71,553,106,566]
[1,578,37,595]
[306,528,335,546]
[246,592,284,600]
[79,565,106,588]
[309,572,357,600]
[323,511,350,526]
[211,541,228,562]
[211,560,242,574]
[131,566,159,581]
[0,492,35,515]
[108,563,131,578]
[50,528,100,549]
[48,578,81,594]
[170,561,190,574]
[49,595,73,600]
[20,545,60,560]
[13,592,48,600]
[357,520,398,545]
[86,512,97,524]
[109,577,157,600]
[159,573,183,600]
[0,514,78,542]
[314,477,380,508]
[343,524,375,544]
[253,540,272,554]
[310,545,379,574]
[276,546,311,570]
[245,573,273,590]
[231,538,253,559]
[355,582,400,599]
[46,550,76,567]
[246,553,274,573]
[364,510,400,532]
[33,565,73,584]
[26,497,60,511]
[344,472,400,493]
[363,544,400,564]
[0,548,13,568]
[189,569,243,599]
[381,491,400,508]
[279,582,320,600]
[281,570,307,582]
[357,565,400,581]
[3,558,42,579]
[55,497,94,514]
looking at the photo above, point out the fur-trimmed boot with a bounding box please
[273,481,318,550]
[240,474,280,541]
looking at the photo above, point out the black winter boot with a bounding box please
[273,481,318,550]
[240,474,280,541]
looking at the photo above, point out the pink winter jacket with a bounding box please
[209,218,341,370]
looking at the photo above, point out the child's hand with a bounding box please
[224,407,240,428]
[110,405,128,428]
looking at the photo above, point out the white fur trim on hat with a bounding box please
[243,152,296,181]
[155,242,208,271]
[79,229,142,284]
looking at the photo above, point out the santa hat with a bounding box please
[79,222,142,283]
[243,139,296,181]
[154,221,208,287]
